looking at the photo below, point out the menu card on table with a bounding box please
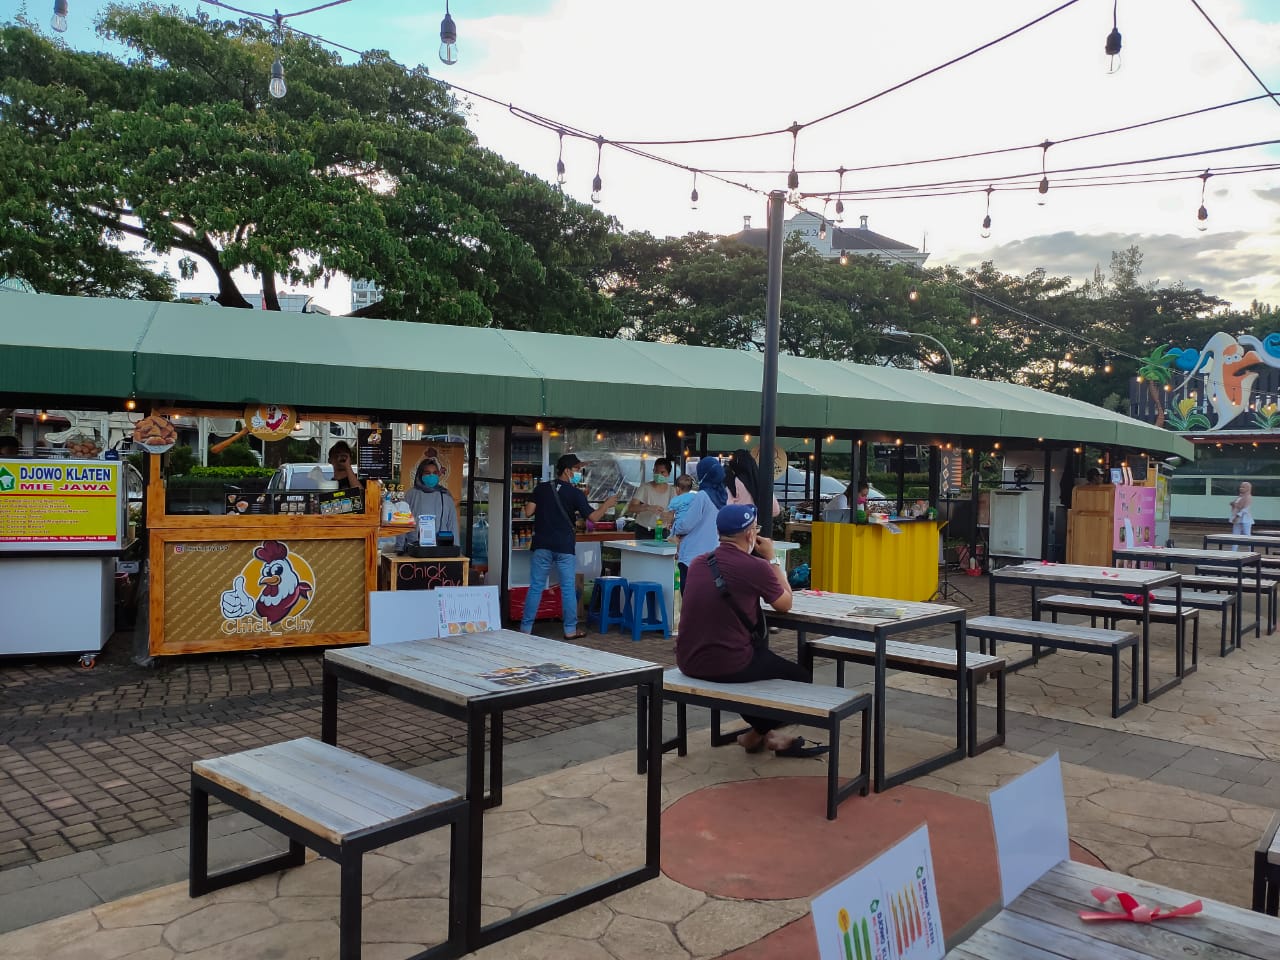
[436,586,502,636]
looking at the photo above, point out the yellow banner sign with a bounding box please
[0,459,121,547]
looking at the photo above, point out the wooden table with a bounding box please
[321,630,662,952]
[1115,546,1262,648]
[990,563,1183,702]
[771,590,967,792]
[947,859,1280,958]
[1204,532,1280,553]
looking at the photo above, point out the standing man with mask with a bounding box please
[521,454,617,640]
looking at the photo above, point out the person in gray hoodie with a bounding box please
[400,457,461,549]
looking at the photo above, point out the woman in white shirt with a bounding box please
[626,457,674,538]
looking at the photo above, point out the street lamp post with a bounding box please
[883,327,954,377]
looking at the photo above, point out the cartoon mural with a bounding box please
[1137,332,1280,432]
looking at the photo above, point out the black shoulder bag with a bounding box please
[704,552,768,647]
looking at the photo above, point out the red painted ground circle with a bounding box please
[661,776,1103,945]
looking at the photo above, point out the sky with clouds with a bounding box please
[34,0,1280,314]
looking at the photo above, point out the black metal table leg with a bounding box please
[321,668,338,745]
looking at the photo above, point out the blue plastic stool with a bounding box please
[625,581,670,642]
[587,577,630,634]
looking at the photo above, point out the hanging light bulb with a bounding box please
[1037,141,1052,206]
[269,57,287,98]
[555,129,566,186]
[124,395,137,412]
[268,11,286,99]
[1196,170,1211,232]
[819,219,828,241]
[839,251,849,266]
[980,185,993,238]
[689,171,699,210]
[786,122,802,202]
[908,286,919,303]
[835,166,846,223]
[51,0,68,32]
[1104,0,1122,74]
[969,312,980,326]
[1104,356,1114,374]
[439,0,458,65]
[590,136,604,204]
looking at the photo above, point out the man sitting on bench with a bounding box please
[676,503,827,758]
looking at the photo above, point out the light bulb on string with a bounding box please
[590,136,604,204]
[980,185,994,238]
[1104,0,1122,74]
[439,0,458,65]
[1196,170,1211,232]
[268,11,286,99]
[786,122,801,203]
[555,129,566,186]
[839,251,849,266]
[1104,356,1114,374]
[908,286,919,303]
[51,0,68,32]
[834,167,846,223]
[1037,141,1052,206]
[819,200,829,241]
[689,171,699,210]
[969,312,980,326]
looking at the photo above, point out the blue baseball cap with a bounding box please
[717,503,758,535]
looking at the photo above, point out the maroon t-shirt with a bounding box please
[676,543,785,677]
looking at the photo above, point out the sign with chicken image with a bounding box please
[162,536,366,646]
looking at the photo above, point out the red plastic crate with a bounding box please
[508,585,563,622]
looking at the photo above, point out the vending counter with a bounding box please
[146,457,379,657]
[810,519,941,602]
[0,457,129,658]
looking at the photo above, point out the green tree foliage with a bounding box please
[0,7,620,331]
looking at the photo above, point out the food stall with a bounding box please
[143,406,384,657]
[0,443,131,661]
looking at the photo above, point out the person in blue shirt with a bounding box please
[521,453,618,639]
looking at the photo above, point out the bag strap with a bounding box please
[548,481,576,532]
[704,552,761,634]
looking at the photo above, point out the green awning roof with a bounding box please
[0,293,1192,458]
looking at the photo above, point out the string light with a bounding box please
[1037,140,1052,205]
[980,185,993,238]
[591,136,604,204]
[555,129,567,185]
[969,311,980,326]
[787,122,802,202]
[839,250,849,266]
[51,0,68,32]
[439,0,457,65]
[908,286,919,302]
[689,171,699,210]
[124,396,137,412]
[834,167,846,223]
[818,200,829,240]
[1196,169,1211,231]
[1103,355,1114,373]
[1104,0,1122,74]
[268,11,286,99]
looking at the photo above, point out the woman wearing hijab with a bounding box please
[672,456,725,593]
[1230,481,1254,547]
[725,448,781,516]
[400,457,461,549]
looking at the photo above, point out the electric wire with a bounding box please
[1186,0,1280,114]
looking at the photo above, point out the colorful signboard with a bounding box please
[0,459,123,551]
[163,537,366,646]
[811,825,944,960]
[1112,485,1157,551]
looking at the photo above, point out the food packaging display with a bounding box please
[317,489,363,516]
[270,492,319,515]
[225,493,273,516]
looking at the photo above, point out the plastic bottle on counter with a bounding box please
[655,518,664,541]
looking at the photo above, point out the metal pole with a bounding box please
[758,190,786,539]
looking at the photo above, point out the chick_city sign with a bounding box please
[216,539,318,636]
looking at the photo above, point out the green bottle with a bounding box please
[655,517,664,541]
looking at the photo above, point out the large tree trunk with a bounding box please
[261,268,281,311]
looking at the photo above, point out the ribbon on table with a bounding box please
[801,589,826,596]
[1079,885,1202,923]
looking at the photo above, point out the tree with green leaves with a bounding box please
[0,6,621,332]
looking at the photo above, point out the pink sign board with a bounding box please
[1113,485,1157,551]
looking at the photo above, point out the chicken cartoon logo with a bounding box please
[219,540,316,627]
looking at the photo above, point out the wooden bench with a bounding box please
[966,616,1139,718]
[802,636,1006,757]
[1254,813,1280,916]
[1037,594,1198,672]
[1184,571,1278,636]
[642,670,872,820]
[191,737,468,960]
[1150,588,1236,657]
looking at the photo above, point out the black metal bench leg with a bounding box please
[189,783,209,897]
[448,816,469,953]
[677,701,688,756]
[636,687,648,775]
[1111,652,1120,719]
[339,854,362,960]
[859,702,872,797]
[826,715,841,821]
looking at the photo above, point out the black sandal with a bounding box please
[773,737,830,759]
